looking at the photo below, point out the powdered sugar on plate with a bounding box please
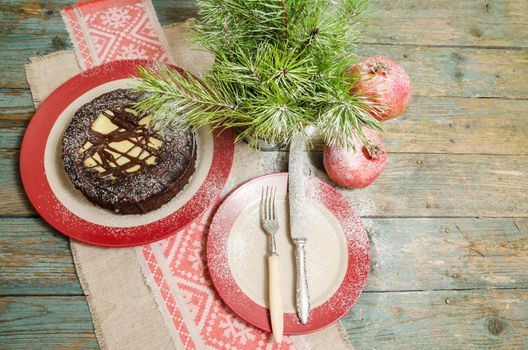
[227,194,348,312]
[206,172,370,334]
[22,62,234,246]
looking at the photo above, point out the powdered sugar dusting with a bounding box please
[306,177,370,315]
[208,173,369,326]
[228,195,347,312]
[288,133,307,240]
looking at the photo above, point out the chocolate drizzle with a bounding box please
[61,89,197,215]
[81,108,163,178]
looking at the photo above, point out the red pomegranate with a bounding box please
[323,128,387,189]
[351,56,411,120]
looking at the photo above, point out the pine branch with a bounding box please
[133,0,381,148]
[134,65,248,129]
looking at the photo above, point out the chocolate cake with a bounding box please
[61,89,197,215]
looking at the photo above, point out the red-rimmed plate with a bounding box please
[207,173,369,335]
[20,59,234,247]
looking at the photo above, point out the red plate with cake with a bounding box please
[20,60,234,247]
[207,173,370,335]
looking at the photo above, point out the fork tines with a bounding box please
[261,186,277,222]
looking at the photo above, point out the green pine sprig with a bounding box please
[134,0,382,148]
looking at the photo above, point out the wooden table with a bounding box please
[1,1,527,348]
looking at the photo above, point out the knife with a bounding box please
[288,133,310,324]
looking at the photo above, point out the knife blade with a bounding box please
[288,133,310,324]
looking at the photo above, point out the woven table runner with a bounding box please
[24,1,354,348]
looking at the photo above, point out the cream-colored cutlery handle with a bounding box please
[268,254,283,343]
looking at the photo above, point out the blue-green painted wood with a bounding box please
[363,218,528,292]
[0,218,82,295]
[2,149,528,217]
[1,217,526,296]
[363,0,528,48]
[2,36,528,98]
[2,289,527,350]
[0,88,34,117]
[1,2,527,98]
[2,93,528,154]
[2,0,526,47]
[0,127,24,149]
[318,153,528,218]
[0,296,98,350]
[358,45,528,99]
[0,149,33,216]
[342,289,528,349]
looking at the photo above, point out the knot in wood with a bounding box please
[487,317,504,336]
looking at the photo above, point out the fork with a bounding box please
[260,186,283,343]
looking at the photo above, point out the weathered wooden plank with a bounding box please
[0,88,32,151]
[0,127,24,149]
[378,96,528,155]
[1,4,527,98]
[342,289,528,349]
[1,217,526,295]
[0,89,28,147]
[0,218,81,295]
[365,0,528,48]
[3,93,527,154]
[0,296,98,350]
[0,88,33,117]
[2,39,527,99]
[1,0,526,47]
[2,289,526,350]
[364,218,528,291]
[0,0,196,90]
[0,2,196,35]
[0,149,34,216]
[1,149,527,217]
[310,96,528,155]
[357,45,528,99]
[323,153,528,218]
[0,33,68,89]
